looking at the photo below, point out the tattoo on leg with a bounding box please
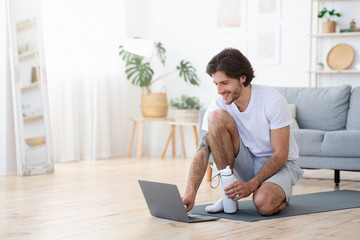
[197,131,211,152]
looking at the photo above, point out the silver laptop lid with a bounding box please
[138,180,190,222]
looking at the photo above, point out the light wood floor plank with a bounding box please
[0,157,359,240]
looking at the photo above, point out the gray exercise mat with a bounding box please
[190,190,360,222]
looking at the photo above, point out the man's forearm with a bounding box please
[185,152,209,195]
[185,130,211,195]
[249,152,287,191]
[249,126,290,191]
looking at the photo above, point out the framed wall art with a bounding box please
[251,25,281,64]
[216,0,247,34]
[254,0,281,19]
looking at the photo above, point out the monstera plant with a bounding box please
[119,39,200,117]
[119,41,200,93]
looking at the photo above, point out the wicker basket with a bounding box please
[174,109,199,123]
[25,136,46,147]
[141,93,169,117]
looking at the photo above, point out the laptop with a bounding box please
[138,180,220,223]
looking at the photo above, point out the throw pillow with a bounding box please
[288,104,300,129]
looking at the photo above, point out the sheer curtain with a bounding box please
[41,0,127,162]
[0,0,17,174]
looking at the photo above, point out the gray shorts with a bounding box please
[232,139,304,202]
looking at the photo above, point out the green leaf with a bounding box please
[124,58,154,87]
[317,7,341,21]
[154,42,166,66]
[176,60,200,86]
[170,95,201,110]
[119,45,144,65]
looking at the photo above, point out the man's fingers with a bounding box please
[182,197,194,212]
[185,203,194,212]
[224,181,239,191]
[184,201,194,212]
[225,182,247,199]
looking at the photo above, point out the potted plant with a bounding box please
[119,39,200,118]
[318,7,341,33]
[170,95,202,123]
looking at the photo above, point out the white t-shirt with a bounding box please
[202,84,299,160]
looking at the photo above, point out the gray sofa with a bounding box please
[276,84,360,186]
[199,84,360,185]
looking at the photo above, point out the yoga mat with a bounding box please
[191,190,360,222]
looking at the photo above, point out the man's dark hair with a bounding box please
[206,48,255,87]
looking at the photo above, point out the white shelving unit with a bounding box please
[7,0,53,176]
[21,82,40,92]
[23,114,44,123]
[310,32,360,38]
[308,0,360,87]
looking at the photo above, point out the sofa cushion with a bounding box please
[293,129,360,158]
[276,85,351,131]
[292,129,326,156]
[297,156,360,171]
[347,86,360,130]
[321,130,360,157]
[288,104,299,129]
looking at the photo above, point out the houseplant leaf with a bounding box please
[170,95,201,110]
[125,58,154,88]
[119,45,140,64]
[154,42,166,66]
[176,60,200,86]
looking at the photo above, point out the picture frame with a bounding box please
[250,25,281,65]
[254,0,281,19]
[215,0,247,34]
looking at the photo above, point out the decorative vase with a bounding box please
[173,109,199,123]
[316,62,324,71]
[323,22,336,33]
[141,93,169,118]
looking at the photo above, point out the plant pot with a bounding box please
[141,93,169,118]
[173,109,199,123]
[322,22,336,33]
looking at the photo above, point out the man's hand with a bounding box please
[182,130,211,212]
[182,192,196,212]
[224,181,256,200]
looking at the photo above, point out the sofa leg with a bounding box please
[334,170,340,189]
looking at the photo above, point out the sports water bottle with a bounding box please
[220,166,237,213]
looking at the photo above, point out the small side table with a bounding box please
[127,117,175,158]
[161,121,212,182]
[161,122,198,159]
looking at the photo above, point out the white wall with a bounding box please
[4,0,358,161]
[124,0,309,157]
[123,0,360,158]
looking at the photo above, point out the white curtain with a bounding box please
[0,0,17,174]
[41,0,127,162]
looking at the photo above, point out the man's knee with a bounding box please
[208,110,233,131]
[253,192,275,216]
[253,184,286,216]
[209,110,230,124]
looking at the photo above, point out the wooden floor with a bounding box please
[1,157,360,240]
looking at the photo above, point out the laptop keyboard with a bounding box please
[187,213,198,218]
[188,213,205,220]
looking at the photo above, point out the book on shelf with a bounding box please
[340,28,360,33]
[31,67,38,83]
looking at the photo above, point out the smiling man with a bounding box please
[182,48,303,216]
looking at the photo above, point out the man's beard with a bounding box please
[223,84,242,105]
